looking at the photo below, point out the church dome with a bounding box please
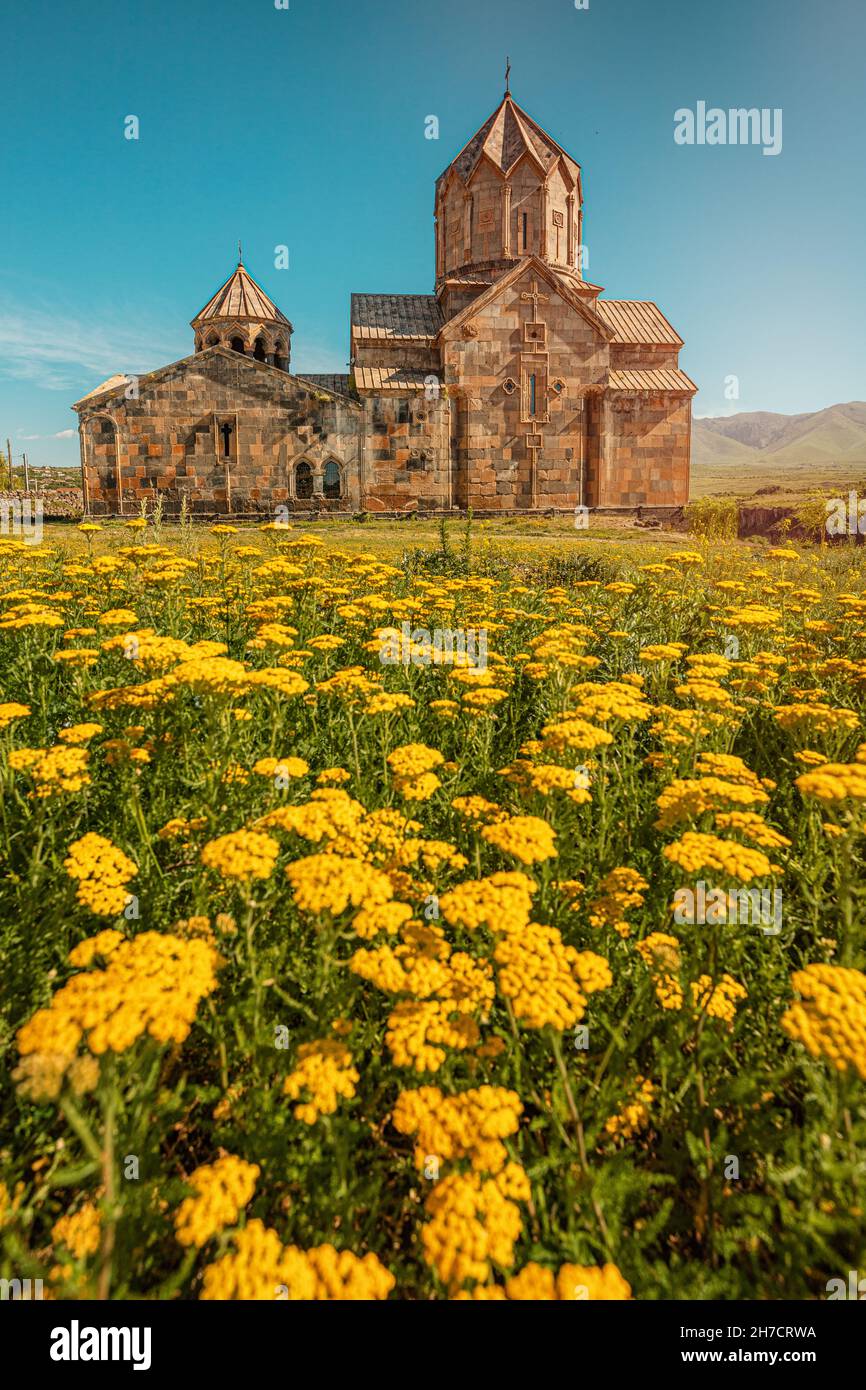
[191,256,293,370]
[434,91,584,290]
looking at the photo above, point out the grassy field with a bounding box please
[1,517,864,1301]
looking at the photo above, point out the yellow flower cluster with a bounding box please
[421,1165,530,1290]
[285,853,393,915]
[392,1084,529,1289]
[439,872,537,933]
[481,814,557,864]
[540,716,613,755]
[663,832,779,883]
[692,974,748,1026]
[604,1076,655,1142]
[712,811,791,850]
[498,1260,632,1300]
[494,924,611,1030]
[64,832,137,916]
[351,900,414,939]
[8,744,91,797]
[351,922,494,1071]
[0,701,31,729]
[781,965,866,1080]
[774,702,859,739]
[199,1220,394,1300]
[795,762,866,804]
[201,829,280,881]
[387,742,445,801]
[174,1155,260,1248]
[52,1203,101,1260]
[587,867,648,937]
[283,1039,359,1123]
[570,679,652,725]
[17,932,221,1057]
[655,776,769,830]
[635,933,684,1010]
[392,1085,523,1173]
[251,755,309,780]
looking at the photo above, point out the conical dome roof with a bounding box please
[438,93,581,191]
[192,261,292,328]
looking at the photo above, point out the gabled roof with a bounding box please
[351,294,444,342]
[437,93,580,192]
[609,367,697,394]
[73,374,130,406]
[596,300,683,347]
[192,262,292,328]
[73,346,360,412]
[353,366,436,393]
[438,256,614,344]
[296,373,356,400]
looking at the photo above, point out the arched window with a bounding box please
[323,461,341,499]
[206,334,219,349]
[274,340,287,371]
[230,336,246,355]
[295,460,313,499]
[254,336,267,362]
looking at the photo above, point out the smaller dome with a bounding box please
[191,257,293,368]
[191,260,292,331]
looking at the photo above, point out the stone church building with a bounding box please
[74,89,696,516]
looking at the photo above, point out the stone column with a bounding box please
[567,193,575,268]
[114,422,123,516]
[599,393,613,506]
[502,184,512,257]
[540,185,549,258]
[463,194,472,263]
[78,422,89,515]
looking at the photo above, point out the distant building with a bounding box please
[73,88,695,515]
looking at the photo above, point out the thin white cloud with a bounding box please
[16,428,77,440]
[0,300,185,392]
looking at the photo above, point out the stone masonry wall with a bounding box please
[78,350,362,515]
[442,266,609,510]
[359,393,451,511]
[600,394,691,506]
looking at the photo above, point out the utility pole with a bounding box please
[6,439,12,490]
[23,452,30,492]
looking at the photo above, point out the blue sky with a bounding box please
[1,0,864,467]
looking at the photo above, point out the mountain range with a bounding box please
[693,401,866,477]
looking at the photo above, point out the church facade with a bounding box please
[74,90,696,516]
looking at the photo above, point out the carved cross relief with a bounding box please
[518,280,551,505]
